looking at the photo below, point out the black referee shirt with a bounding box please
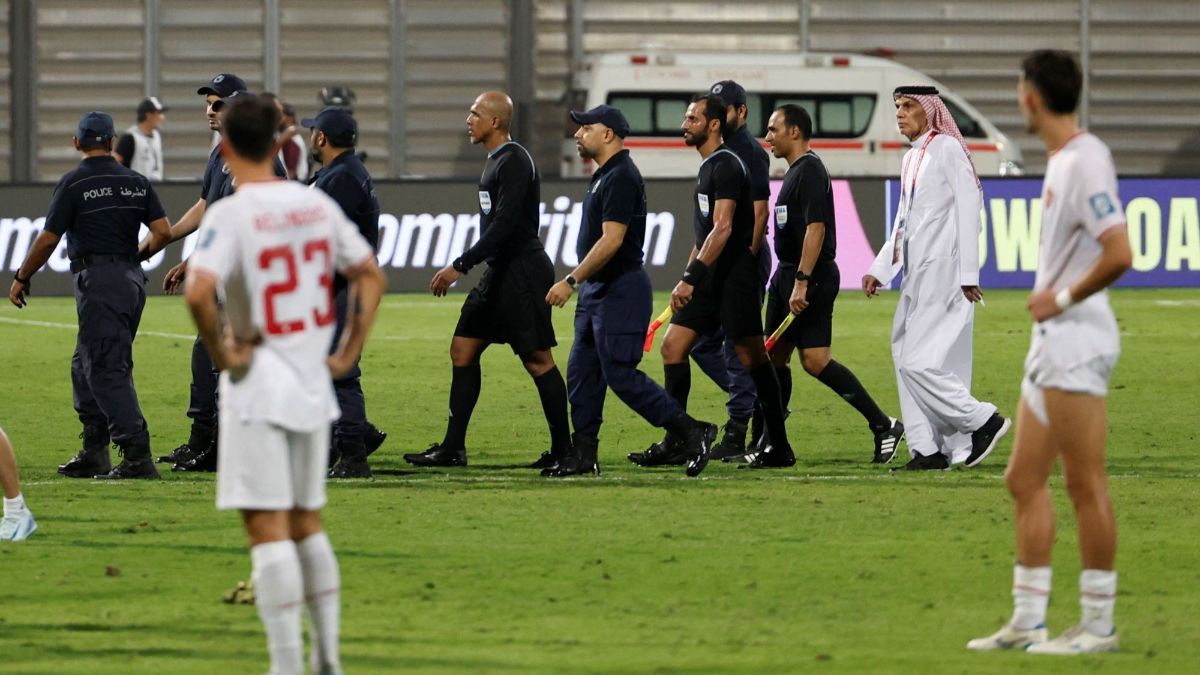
[459,141,542,271]
[725,125,771,202]
[200,145,288,205]
[694,146,753,265]
[774,151,837,267]
[44,156,166,260]
[577,149,645,282]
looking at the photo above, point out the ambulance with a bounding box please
[563,51,1024,178]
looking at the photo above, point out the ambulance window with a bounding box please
[610,96,654,135]
[852,96,875,131]
[768,94,875,138]
[657,98,689,131]
[942,98,986,138]
[819,100,853,135]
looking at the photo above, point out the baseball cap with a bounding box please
[137,96,168,116]
[709,80,747,108]
[197,73,248,98]
[301,106,358,147]
[569,105,631,138]
[76,111,115,142]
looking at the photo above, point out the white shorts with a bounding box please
[1020,354,1117,427]
[216,419,330,512]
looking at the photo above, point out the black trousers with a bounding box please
[331,285,367,439]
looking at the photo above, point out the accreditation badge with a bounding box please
[478,191,492,214]
[775,205,788,228]
[698,193,710,217]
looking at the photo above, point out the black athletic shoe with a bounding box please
[893,453,950,471]
[708,419,748,460]
[364,424,388,457]
[172,446,217,472]
[160,424,215,464]
[873,418,905,465]
[530,449,562,470]
[543,435,599,478]
[96,447,160,480]
[329,456,373,479]
[683,422,718,477]
[967,413,1011,468]
[403,444,467,467]
[732,445,797,469]
[628,435,687,467]
[159,443,199,466]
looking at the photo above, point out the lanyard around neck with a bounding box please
[900,131,937,216]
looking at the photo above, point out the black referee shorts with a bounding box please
[765,261,839,350]
[672,249,764,341]
[454,250,557,355]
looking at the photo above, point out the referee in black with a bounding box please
[542,105,715,477]
[760,104,905,464]
[9,112,172,479]
[303,106,388,477]
[404,91,570,468]
[656,94,794,471]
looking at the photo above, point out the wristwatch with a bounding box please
[794,270,811,282]
[565,274,578,289]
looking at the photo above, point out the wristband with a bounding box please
[681,259,709,286]
[13,273,30,287]
[452,257,468,274]
[1054,287,1074,311]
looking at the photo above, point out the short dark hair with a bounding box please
[78,138,110,152]
[222,95,281,162]
[1021,50,1082,115]
[775,104,813,141]
[690,93,728,137]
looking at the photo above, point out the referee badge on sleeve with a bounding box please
[697,193,710,217]
[775,205,788,228]
[478,191,492,215]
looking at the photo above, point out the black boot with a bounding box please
[708,419,748,460]
[530,448,563,470]
[626,433,687,466]
[172,432,218,473]
[329,436,372,479]
[58,425,111,478]
[159,422,215,464]
[364,423,388,457]
[96,443,161,480]
[403,444,467,467]
[543,434,599,477]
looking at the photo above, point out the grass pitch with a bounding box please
[1,288,1198,674]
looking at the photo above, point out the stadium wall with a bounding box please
[1,178,1196,297]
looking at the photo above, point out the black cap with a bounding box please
[137,96,168,116]
[76,111,115,142]
[301,106,358,147]
[197,73,248,98]
[569,104,631,138]
[709,80,747,107]
[210,90,249,113]
[893,85,939,97]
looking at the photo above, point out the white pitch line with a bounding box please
[0,316,194,340]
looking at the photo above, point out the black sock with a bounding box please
[817,360,891,431]
[750,405,764,445]
[775,366,793,412]
[749,364,790,452]
[664,412,698,438]
[442,364,481,450]
[663,362,691,411]
[533,366,571,453]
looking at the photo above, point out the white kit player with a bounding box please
[969,50,1132,655]
[184,95,386,675]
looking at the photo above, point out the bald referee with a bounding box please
[404,92,570,468]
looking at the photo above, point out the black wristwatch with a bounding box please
[565,274,578,289]
[794,270,811,282]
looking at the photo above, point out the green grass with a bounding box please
[1,288,1198,674]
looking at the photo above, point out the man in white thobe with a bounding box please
[863,85,1009,471]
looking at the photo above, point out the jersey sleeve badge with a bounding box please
[697,193,710,218]
[1089,191,1116,220]
[775,205,788,228]
[478,190,492,214]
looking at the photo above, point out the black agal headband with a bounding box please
[893,85,940,97]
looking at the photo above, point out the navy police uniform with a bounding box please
[45,135,165,458]
[452,141,556,354]
[304,106,382,462]
[671,146,762,340]
[765,150,839,348]
[568,148,685,438]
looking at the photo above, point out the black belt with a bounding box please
[70,254,138,273]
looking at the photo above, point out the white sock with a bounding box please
[1011,565,1052,629]
[3,495,26,517]
[1080,569,1117,636]
[251,540,305,675]
[297,531,342,673]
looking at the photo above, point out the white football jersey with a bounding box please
[1027,132,1126,374]
[189,180,375,432]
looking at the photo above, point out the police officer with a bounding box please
[9,112,172,479]
[146,74,288,473]
[543,105,716,477]
[302,106,387,478]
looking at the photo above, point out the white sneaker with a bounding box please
[0,510,37,542]
[1027,624,1118,655]
[966,622,1048,651]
